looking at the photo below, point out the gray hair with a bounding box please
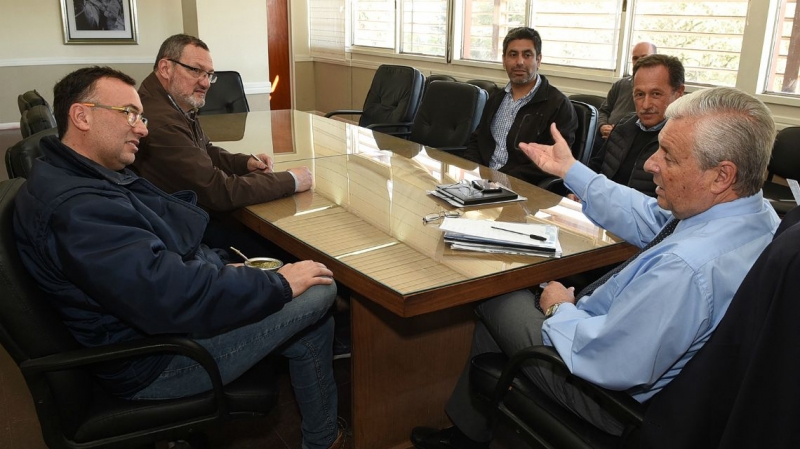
[665,87,775,197]
[153,34,210,70]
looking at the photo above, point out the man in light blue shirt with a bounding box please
[411,87,779,449]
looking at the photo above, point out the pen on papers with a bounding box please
[491,225,547,241]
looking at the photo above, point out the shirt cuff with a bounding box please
[286,170,299,192]
[564,162,597,198]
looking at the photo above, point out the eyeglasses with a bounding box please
[168,59,218,83]
[80,103,148,127]
[423,210,462,224]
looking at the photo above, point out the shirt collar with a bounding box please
[503,74,542,101]
[636,118,667,132]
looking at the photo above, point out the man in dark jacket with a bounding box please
[460,27,578,186]
[13,66,344,449]
[587,54,685,196]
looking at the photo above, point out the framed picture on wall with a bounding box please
[60,0,138,44]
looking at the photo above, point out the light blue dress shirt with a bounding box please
[543,163,780,402]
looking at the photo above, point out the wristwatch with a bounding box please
[545,302,567,319]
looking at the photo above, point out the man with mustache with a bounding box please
[131,34,312,251]
[460,27,578,186]
[585,54,685,196]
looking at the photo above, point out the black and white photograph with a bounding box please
[60,0,138,44]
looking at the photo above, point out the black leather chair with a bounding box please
[466,79,502,97]
[198,71,250,115]
[18,89,50,113]
[762,126,800,216]
[20,105,58,139]
[325,64,425,135]
[5,127,57,179]
[0,178,280,448]
[568,93,605,110]
[469,209,800,449]
[537,100,599,195]
[424,74,456,94]
[407,81,488,155]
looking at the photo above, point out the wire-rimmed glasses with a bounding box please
[80,103,148,128]
[423,210,462,224]
[167,59,218,83]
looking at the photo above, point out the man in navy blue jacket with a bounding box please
[13,67,344,449]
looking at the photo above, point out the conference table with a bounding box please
[199,110,636,449]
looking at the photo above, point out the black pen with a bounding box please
[491,225,547,241]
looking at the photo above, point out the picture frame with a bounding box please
[60,0,139,44]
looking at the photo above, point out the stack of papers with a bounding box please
[438,218,562,258]
[430,183,522,207]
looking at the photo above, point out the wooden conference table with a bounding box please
[199,110,636,449]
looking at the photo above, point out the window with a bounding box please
[765,0,800,96]
[402,0,448,57]
[631,0,749,87]
[459,0,527,62]
[309,0,347,60]
[353,0,395,49]
[336,0,796,95]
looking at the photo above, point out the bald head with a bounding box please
[631,42,657,66]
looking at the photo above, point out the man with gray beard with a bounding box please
[132,34,312,213]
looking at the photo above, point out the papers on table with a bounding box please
[438,218,562,258]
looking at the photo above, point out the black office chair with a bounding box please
[424,74,456,95]
[325,64,425,135]
[568,93,606,110]
[466,79,502,97]
[762,126,800,216]
[469,209,800,449]
[0,178,280,449]
[407,81,488,156]
[18,89,50,113]
[5,127,57,179]
[537,100,598,195]
[20,105,57,139]
[198,71,250,115]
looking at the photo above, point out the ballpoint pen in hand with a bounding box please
[491,225,547,241]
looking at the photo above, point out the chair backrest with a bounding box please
[466,79,502,97]
[568,94,605,110]
[198,71,250,115]
[423,74,456,97]
[409,81,488,149]
[0,178,96,442]
[569,100,599,164]
[18,90,50,114]
[5,127,56,179]
[358,64,425,129]
[20,104,57,139]
[767,126,800,181]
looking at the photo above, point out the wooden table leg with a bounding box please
[350,293,477,449]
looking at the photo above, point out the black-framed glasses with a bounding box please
[422,210,462,224]
[80,103,148,127]
[167,59,218,83]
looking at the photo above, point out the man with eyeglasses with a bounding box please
[13,66,346,449]
[131,34,313,252]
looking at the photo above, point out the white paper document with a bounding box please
[438,218,562,258]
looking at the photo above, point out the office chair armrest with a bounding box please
[20,336,226,406]
[324,109,363,118]
[491,345,645,427]
[365,122,413,137]
[537,177,570,196]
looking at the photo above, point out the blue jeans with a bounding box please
[133,283,339,449]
